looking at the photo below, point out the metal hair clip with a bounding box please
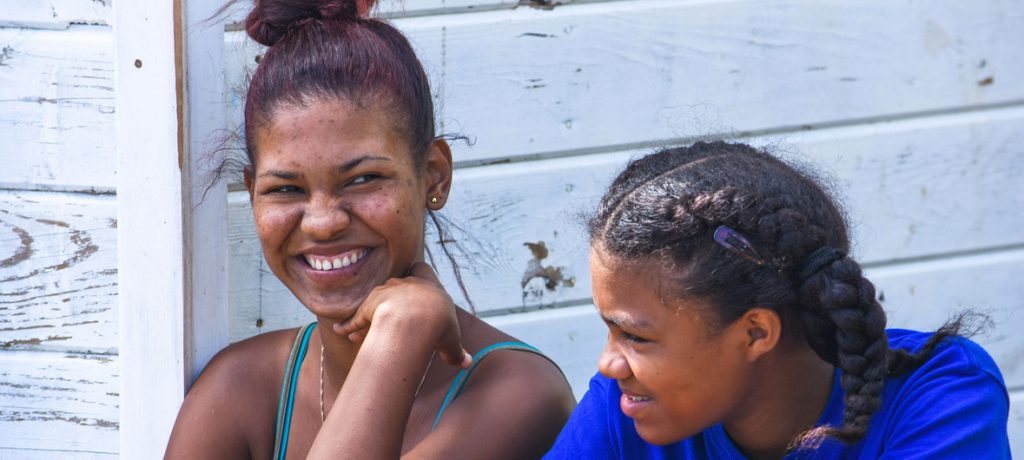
[713,225,766,266]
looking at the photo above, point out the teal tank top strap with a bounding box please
[430,341,556,431]
[272,322,317,460]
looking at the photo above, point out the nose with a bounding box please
[301,194,350,241]
[598,336,631,381]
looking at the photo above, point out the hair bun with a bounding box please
[244,0,377,47]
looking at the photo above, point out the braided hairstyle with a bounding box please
[589,141,960,447]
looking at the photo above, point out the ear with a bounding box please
[423,138,454,210]
[735,307,782,362]
[243,166,255,205]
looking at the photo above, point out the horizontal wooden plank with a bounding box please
[224,0,1024,166]
[0,190,117,353]
[0,449,115,460]
[0,350,118,454]
[0,1,111,29]
[226,106,1024,337]
[0,26,115,190]
[219,0,527,26]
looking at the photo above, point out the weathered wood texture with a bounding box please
[226,107,1024,336]
[0,26,115,191]
[225,0,1024,166]
[0,190,117,353]
[219,0,525,25]
[0,1,110,29]
[2,0,1023,456]
[0,350,118,456]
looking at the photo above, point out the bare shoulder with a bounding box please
[431,312,576,459]
[165,327,303,460]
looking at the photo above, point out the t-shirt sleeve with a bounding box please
[543,373,619,460]
[878,337,1011,459]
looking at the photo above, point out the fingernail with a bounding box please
[462,350,473,368]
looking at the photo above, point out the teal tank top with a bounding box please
[271,322,554,459]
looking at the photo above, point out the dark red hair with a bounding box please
[242,0,435,163]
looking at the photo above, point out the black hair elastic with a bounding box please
[795,246,845,284]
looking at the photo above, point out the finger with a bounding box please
[438,346,473,369]
[436,325,472,368]
[347,330,367,343]
[333,313,370,337]
[408,261,441,284]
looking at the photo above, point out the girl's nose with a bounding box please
[598,338,631,381]
[301,196,350,241]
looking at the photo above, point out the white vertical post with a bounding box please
[115,0,187,456]
[115,0,227,456]
[182,0,229,385]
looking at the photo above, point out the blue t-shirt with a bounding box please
[545,329,1010,459]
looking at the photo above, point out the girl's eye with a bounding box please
[622,331,650,344]
[266,185,303,194]
[350,174,381,185]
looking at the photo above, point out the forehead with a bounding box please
[589,247,669,314]
[253,98,411,167]
[590,246,722,344]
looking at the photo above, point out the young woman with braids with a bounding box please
[545,141,1010,459]
[164,1,574,458]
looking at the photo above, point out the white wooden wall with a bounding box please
[2,0,1022,456]
[0,0,118,457]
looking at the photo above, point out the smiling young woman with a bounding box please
[163,1,574,458]
[544,141,1011,459]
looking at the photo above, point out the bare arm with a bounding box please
[307,262,470,459]
[307,263,575,459]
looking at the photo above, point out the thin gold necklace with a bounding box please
[320,344,436,422]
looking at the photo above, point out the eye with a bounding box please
[349,173,382,186]
[264,185,304,194]
[621,330,651,344]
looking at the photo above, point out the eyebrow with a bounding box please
[257,155,392,179]
[336,155,391,173]
[258,170,301,180]
[601,312,655,332]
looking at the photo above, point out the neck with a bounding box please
[723,342,834,460]
[316,318,361,399]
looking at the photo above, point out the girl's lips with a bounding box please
[620,391,652,418]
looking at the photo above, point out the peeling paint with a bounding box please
[521,241,574,295]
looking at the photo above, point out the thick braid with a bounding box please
[794,256,889,445]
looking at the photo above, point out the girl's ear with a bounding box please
[423,138,454,210]
[737,307,783,361]
[244,166,256,205]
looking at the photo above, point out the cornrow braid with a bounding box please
[590,141,962,448]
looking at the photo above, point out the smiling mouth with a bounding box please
[303,249,368,271]
[625,394,651,403]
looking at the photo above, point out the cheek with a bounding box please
[253,205,298,245]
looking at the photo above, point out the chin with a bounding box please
[635,424,692,446]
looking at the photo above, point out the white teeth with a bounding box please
[627,395,650,402]
[305,250,365,271]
